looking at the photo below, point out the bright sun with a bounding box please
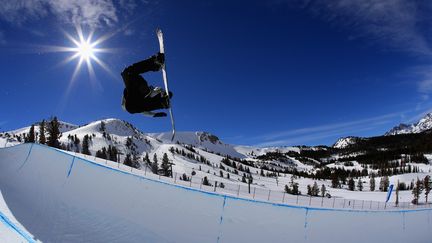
[76,40,95,61]
[48,25,115,85]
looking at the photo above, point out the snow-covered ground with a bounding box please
[1,143,431,242]
[3,118,432,206]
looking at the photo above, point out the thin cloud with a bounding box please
[0,0,122,29]
[256,125,377,147]
[252,111,409,147]
[259,112,400,141]
[300,0,432,56]
[416,68,432,94]
[254,107,432,147]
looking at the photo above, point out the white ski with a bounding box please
[157,29,176,141]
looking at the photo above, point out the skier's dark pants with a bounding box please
[121,55,165,113]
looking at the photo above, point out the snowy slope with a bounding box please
[153,131,245,158]
[0,144,431,242]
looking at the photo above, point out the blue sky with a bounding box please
[1,0,432,147]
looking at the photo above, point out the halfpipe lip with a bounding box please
[1,143,430,214]
[0,209,36,243]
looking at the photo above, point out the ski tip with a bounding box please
[156,28,162,35]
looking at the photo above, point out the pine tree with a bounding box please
[379,176,390,192]
[312,182,319,196]
[285,184,291,193]
[108,145,117,162]
[202,176,211,186]
[307,185,312,196]
[47,117,61,148]
[96,149,107,159]
[99,121,106,132]
[27,125,35,143]
[321,184,326,197]
[357,178,363,191]
[331,175,340,188]
[39,120,46,144]
[348,178,355,191]
[161,153,171,177]
[151,154,158,174]
[292,181,300,195]
[412,177,424,205]
[143,152,150,168]
[424,175,431,203]
[370,175,376,191]
[123,154,133,167]
[81,135,91,155]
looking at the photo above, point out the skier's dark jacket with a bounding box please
[121,53,169,114]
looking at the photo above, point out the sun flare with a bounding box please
[44,25,116,88]
[76,40,95,61]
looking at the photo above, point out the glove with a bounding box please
[155,52,165,67]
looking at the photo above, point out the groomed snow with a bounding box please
[0,144,431,242]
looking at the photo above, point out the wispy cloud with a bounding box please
[253,112,405,147]
[253,106,432,147]
[298,0,432,56]
[416,67,432,94]
[256,125,377,147]
[260,112,399,141]
[0,0,126,29]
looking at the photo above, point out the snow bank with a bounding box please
[0,144,431,242]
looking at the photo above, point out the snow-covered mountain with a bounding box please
[386,113,432,135]
[152,131,245,158]
[3,116,432,206]
[332,136,359,149]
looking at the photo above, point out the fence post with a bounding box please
[174,173,177,184]
[377,202,380,210]
[332,197,335,208]
[253,187,256,199]
[370,200,372,210]
[237,185,240,197]
[158,174,161,180]
[144,166,147,176]
[200,179,203,189]
[321,196,324,207]
[352,200,355,209]
[214,181,217,192]
[130,166,133,172]
[343,199,346,208]
[361,200,364,210]
[267,190,271,201]
[118,162,120,168]
[189,177,192,187]
[296,195,299,204]
[309,196,312,206]
[282,192,286,203]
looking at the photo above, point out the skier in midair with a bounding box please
[121,52,172,117]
